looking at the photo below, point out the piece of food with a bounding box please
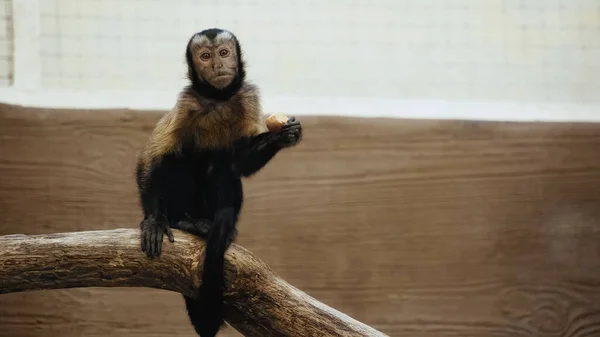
[266,113,289,132]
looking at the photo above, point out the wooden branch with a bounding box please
[0,228,388,337]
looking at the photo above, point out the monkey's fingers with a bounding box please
[282,120,300,129]
[157,231,163,256]
[165,226,175,243]
[281,125,302,140]
[284,125,301,133]
[150,230,158,258]
[141,232,147,252]
[142,230,154,258]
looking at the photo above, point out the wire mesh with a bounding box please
[28,0,600,103]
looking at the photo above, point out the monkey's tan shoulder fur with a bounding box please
[138,83,268,171]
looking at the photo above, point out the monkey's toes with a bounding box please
[165,226,175,242]
[196,220,212,237]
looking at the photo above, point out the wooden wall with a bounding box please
[1,102,600,337]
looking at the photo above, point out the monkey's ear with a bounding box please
[187,65,194,81]
[187,64,202,83]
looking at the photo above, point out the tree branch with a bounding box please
[0,228,388,337]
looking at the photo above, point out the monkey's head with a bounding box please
[186,28,246,100]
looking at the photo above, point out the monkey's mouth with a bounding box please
[213,74,233,80]
[209,73,235,88]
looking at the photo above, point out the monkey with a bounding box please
[134,28,302,337]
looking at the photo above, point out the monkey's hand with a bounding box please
[274,117,302,148]
[140,217,175,258]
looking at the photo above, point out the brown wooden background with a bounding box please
[1,102,600,337]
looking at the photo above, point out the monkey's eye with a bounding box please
[200,52,211,60]
[219,49,229,57]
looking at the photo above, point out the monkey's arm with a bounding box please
[234,118,302,177]
[233,132,280,177]
[137,157,176,258]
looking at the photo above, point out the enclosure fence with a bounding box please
[1,0,599,120]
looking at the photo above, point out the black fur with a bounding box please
[136,29,301,337]
[136,135,293,336]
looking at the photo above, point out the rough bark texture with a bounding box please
[0,228,387,337]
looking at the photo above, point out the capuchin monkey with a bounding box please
[135,28,302,337]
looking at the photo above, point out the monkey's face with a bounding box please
[190,34,239,90]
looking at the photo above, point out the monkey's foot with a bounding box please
[140,218,174,258]
[173,219,212,238]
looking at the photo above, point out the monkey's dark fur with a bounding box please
[135,28,301,337]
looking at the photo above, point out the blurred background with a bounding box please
[1,1,600,336]
[1,0,600,115]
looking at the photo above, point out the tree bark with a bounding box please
[0,228,388,337]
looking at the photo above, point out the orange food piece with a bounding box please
[266,113,289,132]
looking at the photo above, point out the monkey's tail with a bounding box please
[184,216,234,337]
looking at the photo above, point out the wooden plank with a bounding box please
[1,103,600,336]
